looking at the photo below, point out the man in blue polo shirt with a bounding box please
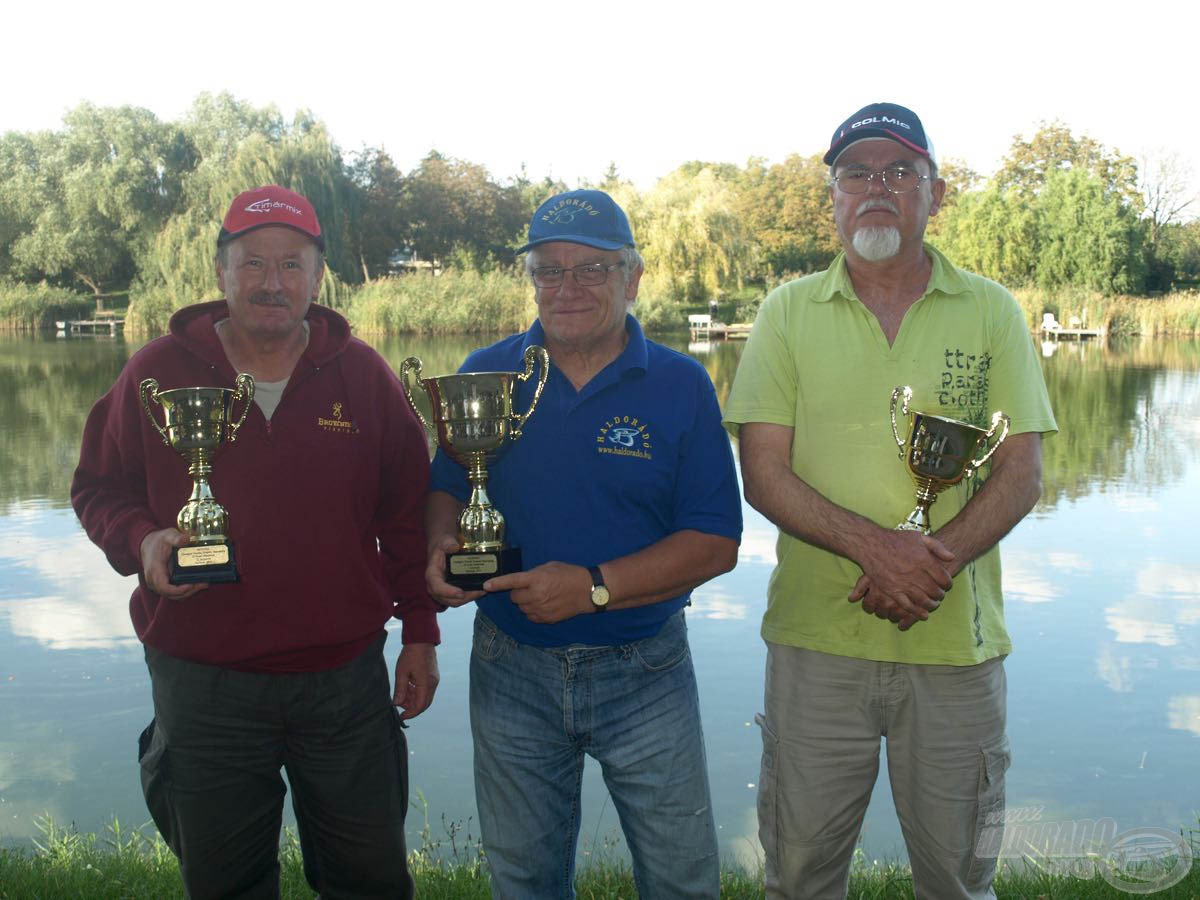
[426,188,742,898]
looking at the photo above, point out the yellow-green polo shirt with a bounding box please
[723,245,1057,665]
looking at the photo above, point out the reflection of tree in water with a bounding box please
[11,330,1195,516]
[1038,338,1200,507]
[0,337,136,511]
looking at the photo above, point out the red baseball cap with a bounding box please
[217,185,324,251]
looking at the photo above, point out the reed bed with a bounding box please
[347,270,536,336]
[0,281,92,331]
[1013,287,1200,337]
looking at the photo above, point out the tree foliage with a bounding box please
[737,154,837,276]
[399,152,529,271]
[0,104,187,304]
[994,120,1141,207]
[0,98,1181,337]
[934,122,1151,294]
[624,163,755,305]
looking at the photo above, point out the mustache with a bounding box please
[249,291,290,306]
[856,199,899,216]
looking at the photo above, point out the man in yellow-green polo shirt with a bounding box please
[723,102,1057,899]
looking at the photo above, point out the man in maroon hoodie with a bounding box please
[71,185,439,899]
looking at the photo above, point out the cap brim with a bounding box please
[516,235,630,254]
[217,223,325,252]
[823,129,932,166]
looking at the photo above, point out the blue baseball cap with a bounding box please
[822,102,936,167]
[517,189,635,253]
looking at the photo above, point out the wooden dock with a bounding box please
[56,318,125,336]
[1040,312,1102,341]
[687,314,752,341]
[1040,325,1102,341]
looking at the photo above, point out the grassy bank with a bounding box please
[1013,287,1200,337]
[0,281,92,332]
[1,816,1196,899]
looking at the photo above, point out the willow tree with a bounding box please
[933,122,1148,295]
[626,164,754,306]
[128,97,354,334]
[1035,167,1146,294]
[0,103,187,308]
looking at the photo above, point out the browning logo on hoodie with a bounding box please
[318,401,355,433]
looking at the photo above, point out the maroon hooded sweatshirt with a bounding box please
[71,301,439,671]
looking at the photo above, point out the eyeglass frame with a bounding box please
[529,261,626,289]
[829,164,932,195]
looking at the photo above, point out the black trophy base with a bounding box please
[170,542,240,585]
[446,547,522,591]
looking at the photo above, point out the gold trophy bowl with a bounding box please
[139,374,255,584]
[401,346,549,590]
[890,386,1009,533]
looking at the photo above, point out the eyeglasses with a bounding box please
[831,165,930,195]
[530,262,624,288]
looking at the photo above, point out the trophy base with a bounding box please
[170,542,239,585]
[446,547,522,591]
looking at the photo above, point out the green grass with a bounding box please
[2,814,1196,899]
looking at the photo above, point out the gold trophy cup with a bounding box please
[401,347,550,590]
[139,374,255,584]
[890,385,1009,533]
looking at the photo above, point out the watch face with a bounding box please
[591,586,610,606]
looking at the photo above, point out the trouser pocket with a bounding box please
[966,734,1011,887]
[138,718,179,855]
[756,712,780,869]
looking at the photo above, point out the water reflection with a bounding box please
[0,505,135,650]
[1,330,1199,856]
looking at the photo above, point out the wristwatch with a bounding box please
[588,565,610,612]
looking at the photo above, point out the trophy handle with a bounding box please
[890,386,912,458]
[228,373,256,441]
[511,345,550,439]
[398,357,433,432]
[967,411,1011,473]
[138,378,172,448]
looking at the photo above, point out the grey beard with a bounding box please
[852,226,901,261]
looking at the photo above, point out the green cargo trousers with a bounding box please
[138,633,414,899]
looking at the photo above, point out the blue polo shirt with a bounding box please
[430,315,742,647]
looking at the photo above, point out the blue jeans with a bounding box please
[470,609,719,899]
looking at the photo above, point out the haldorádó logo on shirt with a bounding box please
[596,415,653,460]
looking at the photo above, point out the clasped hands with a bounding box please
[848,529,956,631]
[426,535,593,624]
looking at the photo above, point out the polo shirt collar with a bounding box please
[817,243,973,303]
[521,313,649,378]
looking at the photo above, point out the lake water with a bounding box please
[1,329,1198,869]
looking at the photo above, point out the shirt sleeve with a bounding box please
[376,363,441,645]
[70,373,163,577]
[985,283,1059,437]
[672,364,743,541]
[722,286,800,436]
